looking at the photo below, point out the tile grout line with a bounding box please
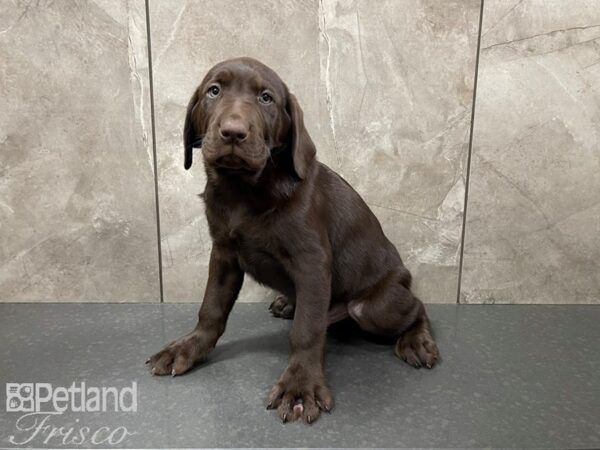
[145,0,164,303]
[456,0,485,305]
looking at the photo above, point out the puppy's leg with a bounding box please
[269,294,295,319]
[348,267,440,369]
[267,260,333,424]
[148,244,243,376]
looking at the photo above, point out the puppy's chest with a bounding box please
[213,205,279,257]
[221,207,288,281]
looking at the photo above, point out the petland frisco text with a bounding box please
[6,382,137,412]
[6,382,138,446]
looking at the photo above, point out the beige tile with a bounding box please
[318,0,480,303]
[150,0,327,303]
[461,0,600,303]
[0,1,159,301]
[151,0,480,303]
[373,204,462,304]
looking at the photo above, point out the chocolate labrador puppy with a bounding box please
[148,57,440,424]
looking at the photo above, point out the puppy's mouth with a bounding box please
[215,154,255,173]
[202,136,269,176]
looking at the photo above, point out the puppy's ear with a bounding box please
[286,93,316,179]
[183,89,202,170]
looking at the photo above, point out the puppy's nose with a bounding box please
[219,118,248,143]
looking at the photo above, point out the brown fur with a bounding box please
[148,57,440,424]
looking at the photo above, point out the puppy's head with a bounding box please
[184,57,315,181]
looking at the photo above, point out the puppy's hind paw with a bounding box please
[395,329,440,369]
[269,295,295,320]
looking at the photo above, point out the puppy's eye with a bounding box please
[259,92,273,105]
[207,85,220,98]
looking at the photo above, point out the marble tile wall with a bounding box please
[1,1,597,304]
[150,0,481,303]
[0,1,160,301]
[149,0,331,303]
[461,0,600,304]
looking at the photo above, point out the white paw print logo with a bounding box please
[6,383,34,412]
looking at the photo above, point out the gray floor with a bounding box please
[0,303,599,449]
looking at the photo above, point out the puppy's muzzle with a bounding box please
[215,154,253,172]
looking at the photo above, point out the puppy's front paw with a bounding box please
[266,364,333,424]
[147,332,209,376]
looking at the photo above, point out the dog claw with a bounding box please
[282,413,288,423]
[307,415,312,424]
[145,359,150,365]
[151,367,156,376]
[266,402,272,410]
[171,369,176,377]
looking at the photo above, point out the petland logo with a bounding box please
[5,382,138,446]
